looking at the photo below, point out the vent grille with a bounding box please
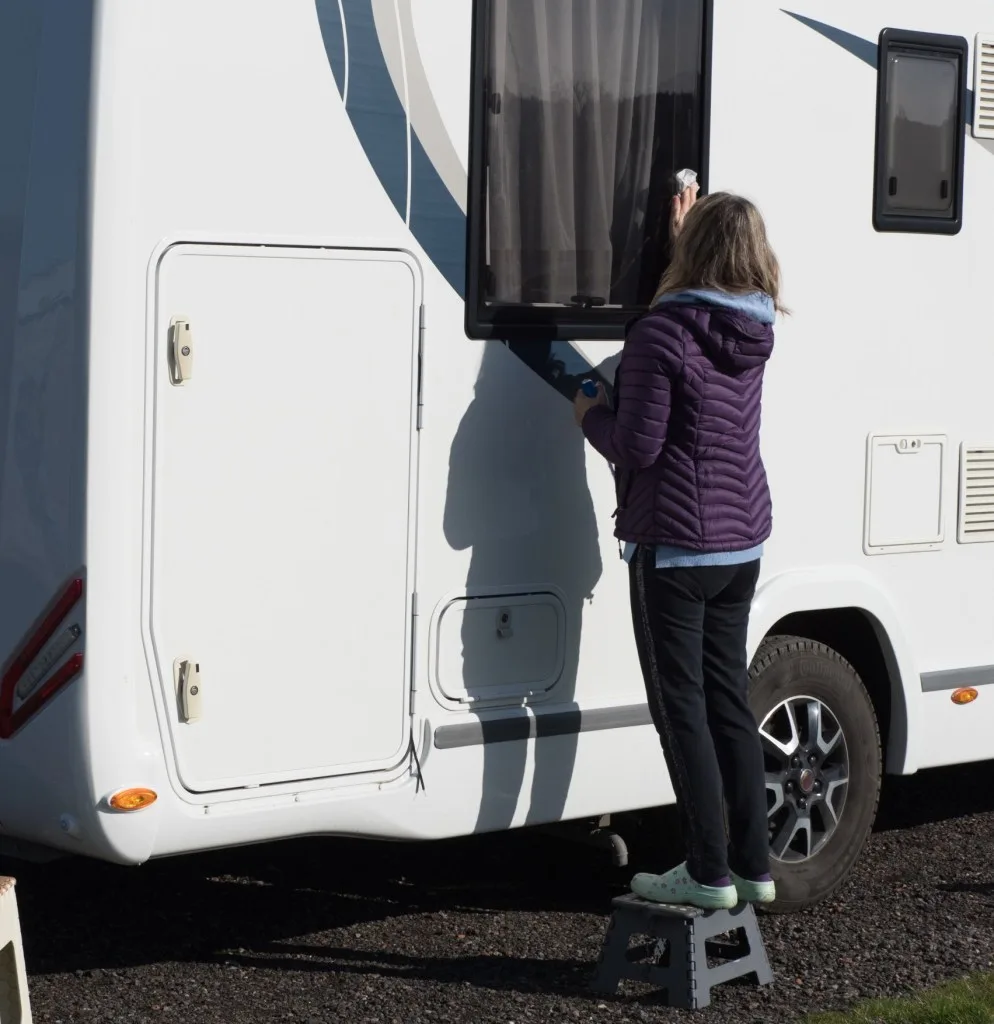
[958,445,994,542]
[975,35,994,139]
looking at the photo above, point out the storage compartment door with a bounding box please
[148,244,419,792]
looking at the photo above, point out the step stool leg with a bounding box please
[687,905,772,1007]
[0,880,33,1024]
[741,906,774,987]
[591,907,637,995]
[644,917,702,1011]
[684,920,714,1010]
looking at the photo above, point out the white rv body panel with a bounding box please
[0,0,991,878]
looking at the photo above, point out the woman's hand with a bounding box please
[574,383,607,427]
[669,182,699,241]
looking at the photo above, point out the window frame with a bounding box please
[872,27,968,236]
[464,0,714,341]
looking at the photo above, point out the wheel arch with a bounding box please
[749,567,919,775]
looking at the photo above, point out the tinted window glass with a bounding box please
[467,0,708,338]
[884,52,958,215]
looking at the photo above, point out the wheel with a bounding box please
[748,635,882,913]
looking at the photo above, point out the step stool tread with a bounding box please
[610,893,706,917]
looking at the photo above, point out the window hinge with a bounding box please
[416,303,425,431]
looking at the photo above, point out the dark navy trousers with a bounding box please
[629,546,770,883]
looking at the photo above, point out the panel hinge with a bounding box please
[409,591,419,715]
[416,304,425,431]
[409,592,424,791]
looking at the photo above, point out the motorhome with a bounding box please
[1,0,992,912]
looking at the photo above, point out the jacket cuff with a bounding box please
[581,404,614,450]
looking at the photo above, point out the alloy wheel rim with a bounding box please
[759,695,850,862]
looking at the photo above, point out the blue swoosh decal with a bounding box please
[316,1,464,294]
[320,2,408,218]
[315,0,597,398]
[315,0,347,99]
[317,5,985,407]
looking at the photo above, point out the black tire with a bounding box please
[748,635,882,913]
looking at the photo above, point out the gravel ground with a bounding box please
[7,760,994,1024]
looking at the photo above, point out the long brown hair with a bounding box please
[653,192,787,314]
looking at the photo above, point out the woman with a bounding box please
[574,186,783,910]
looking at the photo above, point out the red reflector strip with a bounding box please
[0,576,84,740]
[2,653,85,739]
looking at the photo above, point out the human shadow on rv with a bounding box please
[443,339,618,833]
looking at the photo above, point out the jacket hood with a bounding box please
[652,288,775,372]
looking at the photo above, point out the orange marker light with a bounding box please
[951,688,978,706]
[109,788,158,811]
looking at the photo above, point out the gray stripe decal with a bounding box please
[371,0,467,214]
[920,667,994,693]
[433,703,654,750]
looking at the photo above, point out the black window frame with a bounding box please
[872,27,968,235]
[464,0,714,342]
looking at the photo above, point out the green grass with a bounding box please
[808,974,994,1024]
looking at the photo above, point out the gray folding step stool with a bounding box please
[591,894,773,1010]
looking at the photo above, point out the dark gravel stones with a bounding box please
[8,760,994,1024]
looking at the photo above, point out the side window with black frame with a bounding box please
[465,0,710,340]
[873,28,968,234]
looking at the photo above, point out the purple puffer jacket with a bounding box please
[582,291,774,552]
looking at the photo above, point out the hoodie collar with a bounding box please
[653,288,776,325]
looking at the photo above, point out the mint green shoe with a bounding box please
[631,863,738,910]
[731,872,776,904]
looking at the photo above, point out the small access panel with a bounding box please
[863,433,946,554]
[149,244,422,792]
